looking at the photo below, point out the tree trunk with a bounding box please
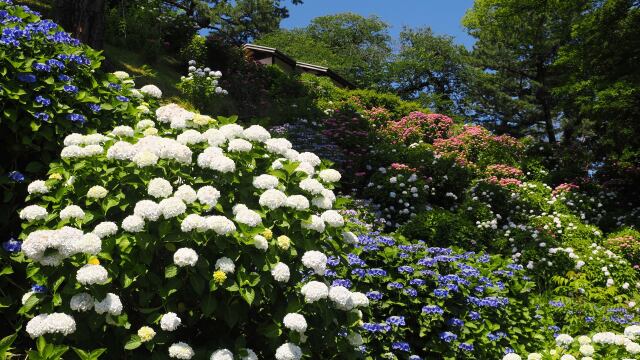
[54,0,106,50]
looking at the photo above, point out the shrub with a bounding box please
[399,209,486,249]
[0,2,144,241]
[380,112,454,145]
[177,60,227,113]
[180,35,207,65]
[332,232,540,359]
[13,98,366,358]
[606,228,640,269]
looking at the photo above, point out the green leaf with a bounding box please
[0,333,17,358]
[124,335,142,350]
[165,265,178,279]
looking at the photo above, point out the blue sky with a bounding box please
[281,0,476,49]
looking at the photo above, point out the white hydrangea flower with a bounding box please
[198,152,236,173]
[286,195,309,210]
[235,209,262,227]
[122,215,145,232]
[211,349,234,360]
[64,133,85,146]
[275,342,302,360]
[177,129,204,145]
[106,141,136,161]
[298,152,321,166]
[342,231,358,244]
[133,151,159,167]
[113,70,129,79]
[321,210,344,227]
[527,353,542,360]
[197,186,221,206]
[271,262,290,282]
[351,292,369,308]
[76,264,109,285]
[216,257,235,273]
[347,332,363,346]
[556,334,574,347]
[202,129,227,146]
[239,349,258,360]
[61,145,85,158]
[93,293,122,316]
[253,174,279,190]
[300,281,329,303]
[301,251,327,275]
[265,138,292,156]
[625,325,640,340]
[134,200,161,221]
[19,205,48,221]
[87,185,108,199]
[318,169,341,183]
[111,125,135,137]
[311,195,333,209]
[285,149,300,162]
[579,344,594,356]
[329,286,354,310]
[259,189,287,210]
[26,313,76,338]
[228,138,252,152]
[169,342,194,359]
[161,312,182,331]
[159,197,187,219]
[299,178,324,195]
[148,178,173,199]
[283,313,307,333]
[301,215,325,233]
[502,353,521,360]
[27,180,49,195]
[296,162,315,176]
[174,185,197,204]
[156,104,195,129]
[253,234,269,251]
[60,205,85,220]
[181,214,207,232]
[243,125,271,142]
[174,248,199,267]
[140,84,162,98]
[22,227,83,265]
[219,124,244,139]
[70,293,94,312]
[205,216,236,235]
[136,119,155,129]
[78,233,101,255]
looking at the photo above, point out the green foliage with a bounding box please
[259,13,392,88]
[390,27,472,119]
[399,209,486,249]
[179,35,207,65]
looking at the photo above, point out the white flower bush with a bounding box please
[16,93,362,358]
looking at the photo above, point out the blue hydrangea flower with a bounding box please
[33,62,50,72]
[422,305,444,315]
[404,287,418,297]
[8,171,24,182]
[366,291,383,301]
[459,343,474,351]
[88,103,101,112]
[351,268,366,278]
[387,316,406,326]
[409,278,426,286]
[35,95,50,106]
[448,318,464,327]
[2,238,21,253]
[392,342,410,352]
[434,288,449,298]
[440,331,457,342]
[34,112,50,122]
[57,74,71,82]
[108,82,121,90]
[31,284,46,293]
[388,282,404,289]
[116,95,129,102]
[469,311,481,320]
[66,113,86,124]
[63,84,78,94]
[366,268,387,277]
[17,73,36,83]
[326,256,340,266]
[332,279,352,288]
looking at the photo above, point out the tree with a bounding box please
[258,13,391,88]
[463,0,588,142]
[162,0,303,45]
[389,27,473,118]
[54,0,106,49]
[256,29,344,69]
[554,0,640,169]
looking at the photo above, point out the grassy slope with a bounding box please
[103,44,184,101]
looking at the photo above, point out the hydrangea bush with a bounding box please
[0,1,148,236]
[14,96,368,358]
[331,230,540,359]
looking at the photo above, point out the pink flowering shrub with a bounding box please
[380,112,454,144]
[552,183,580,196]
[433,125,523,168]
[606,229,640,270]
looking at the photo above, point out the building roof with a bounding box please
[243,43,355,89]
